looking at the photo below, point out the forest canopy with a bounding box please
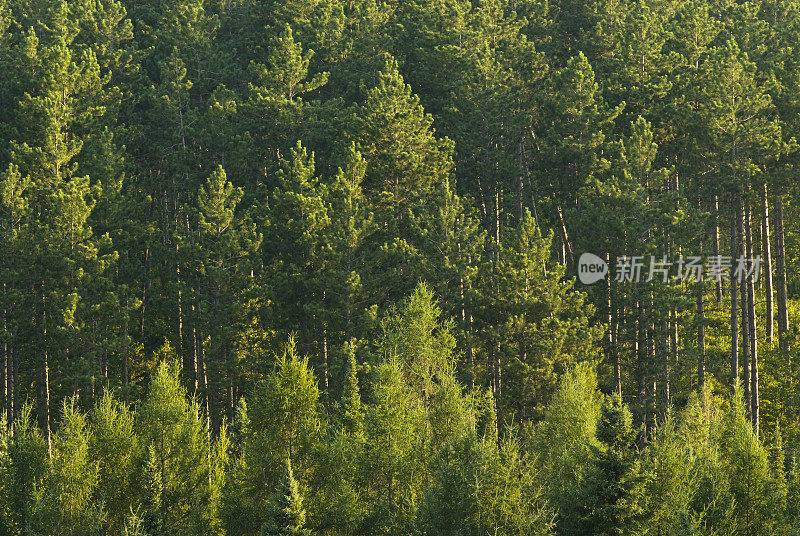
[0,0,799,533]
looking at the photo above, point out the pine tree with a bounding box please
[478,212,604,420]
[353,55,455,226]
[417,433,553,536]
[382,284,458,400]
[194,165,261,427]
[340,340,363,436]
[224,341,321,536]
[261,458,312,536]
[538,51,623,269]
[137,357,227,536]
[407,178,484,369]
[121,510,150,536]
[718,389,783,536]
[529,362,602,535]
[245,24,329,173]
[312,143,374,383]
[579,394,643,536]
[361,357,426,535]
[263,143,330,368]
[247,341,321,488]
[635,415,696,535]
[0,405,48,535]
[1,0,118,449]
[89,393,139,533]
[27,399,105,536]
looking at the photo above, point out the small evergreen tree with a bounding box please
[261,458,312,536]
[579,394,643,536]
[27,399,105,536]
[340,340,363,436]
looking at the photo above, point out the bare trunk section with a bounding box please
[637,299,648,444]
[200,338,211,433]
[745,196,759,436]
[774,193,790,352]
[460,269,476,392]
[713,196,722,302]
[697,265,706,391]
[322,326,329,392]
[608,261,622,397]
[762,184,774,343]
[123,295,130,402]
[739,199,751,420]
[730,199,739,392]
[38,291,51,457]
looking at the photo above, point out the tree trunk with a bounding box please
[742,274,751,420]
[176,242,184,363]
[322,326,329,392]
[697,276,706,391]
[730,199,739,391]
[745,196,759,436]
[123,295,130,402]
[2,296,7,421]
[461,271,475,392]
[609,268,622,397]
[774,193,790,352]
[713,195,723,302]
[637,299,648,443]
[740,200,751,420]
[200,339,212,432]
[38,293,51,457]
[762,184,774,343]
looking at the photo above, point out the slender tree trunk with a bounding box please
[613,310,622,397]
[2,296,7,420]
[492,184,502,419]
[192,325,200,392]
[774,193,790,352]
[713,195,722,302]
[637,299,648,443]
[176,243,184,362]
[609,266,622,397]
[762,184,774,343]
[123,295,130,402]
[697,273,706,391]
[555,204,573,272]
[189,289,203,393]
[740,199,751,420]
[649,291,659,426]
[39,349,51,457]
[460,271,475,392]
[141,245,150,338]
[745,197,759,436]
[742,274,751,419]
[38,292,51,457]
[8,345,14,432]
[517,168,525,224]
[200,338,211,432]
[322,326,329,392]
[730,200,739,391]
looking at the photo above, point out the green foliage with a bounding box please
[353,55,455,224]
[137,359,227,536]
[261,459,312,536]
[717,389,784,535]
[90,393,139,532]
[27,400,104,536]
[417,433,554,536]
[577,395,643,536]
[529,363,602,533]
[1,0,800,534]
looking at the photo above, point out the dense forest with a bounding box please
[1,0,799,533]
